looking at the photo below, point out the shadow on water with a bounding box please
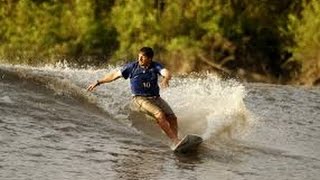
[174,149,203,164]
[175,142,241,164]
[110,146,207,180]
[109,135,245,179]
[128,110,172,145]
[110,145,168,180]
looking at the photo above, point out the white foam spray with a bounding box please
[162,73,254,141]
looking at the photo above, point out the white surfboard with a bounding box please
[172,134,203,153]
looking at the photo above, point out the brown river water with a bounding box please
[0,64,319,180]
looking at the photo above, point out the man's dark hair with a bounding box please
[139,47,154,59]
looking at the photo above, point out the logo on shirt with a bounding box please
[143,82,151,88]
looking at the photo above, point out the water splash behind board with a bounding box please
[160,74,255,141]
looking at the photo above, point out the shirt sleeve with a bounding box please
[154,62,164,74]
[121,62,133,79]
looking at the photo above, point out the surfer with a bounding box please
[87,47,180,145]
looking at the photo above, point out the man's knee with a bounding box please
[154,111,166,121]
[155,112,176,122]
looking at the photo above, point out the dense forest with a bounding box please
[0,0,319,85]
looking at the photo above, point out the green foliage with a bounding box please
[217,1,297,76]
[111,0,222,72]
[110,0,159,61]
[161,1,223,72]
[286,0,320,84]
[0,0,319,84]
[0,0,117,65]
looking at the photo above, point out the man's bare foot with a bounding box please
[173,138,180,145]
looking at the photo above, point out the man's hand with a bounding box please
[160,78,170,88]
[159,69,171,89]
[86,70,121,92]
[87,81,100,92]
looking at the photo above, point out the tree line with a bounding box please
[0,0,319,85]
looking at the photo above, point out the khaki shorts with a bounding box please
[130,96,175,119]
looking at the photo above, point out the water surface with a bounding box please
[0,64,319,180]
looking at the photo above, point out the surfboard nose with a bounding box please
[173,134,203,153]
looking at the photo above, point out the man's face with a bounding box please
[138,52,151,67]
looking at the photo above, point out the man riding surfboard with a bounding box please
[87,47,180,145]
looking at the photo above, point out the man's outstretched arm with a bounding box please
[87,70,122,92]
